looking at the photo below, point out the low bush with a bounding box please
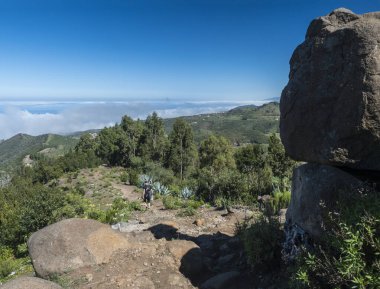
[120,171,129,184]
[128,169,140,186]
[163,195,203,211]
[238,214,284,272]
[104,198,142,224]
[177,207,197,217]
[291,188,380,289]
[163,195,182,210]
[0,246,16,279]
[0,246,32,283]
[186,199,203,210]
[268,190,291,214]
[144,162,176,186]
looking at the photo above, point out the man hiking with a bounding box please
[143,180,153,208]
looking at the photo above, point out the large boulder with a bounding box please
[28,218,129,278]
[286,163,365,239]
[280,8,380,170]
[0,277,63,289]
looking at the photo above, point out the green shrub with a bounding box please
[120,171,129,184]
[163,195,182,210]
[0,245,33,283]
[291,188,380,289]
[51,192,91,222]
[239,215,283,271]
[0,246,16,279]
[84,205,107,223]
[127,200,143,211]
[177,207,197,217]
[104,198,142,224]
[268,190,291,214]
[186,199,203,210]
[128,169,140,186]
[214,196,231,209]
[18,185,65,240]
[144,162,176,186]
[169,184,181,197]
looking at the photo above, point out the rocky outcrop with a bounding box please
[281,8,380,255]
[281,8,380,170]
[28,218,130,278]
[0,277,63,289]
[26,216,249,289]
[286,163,365,238]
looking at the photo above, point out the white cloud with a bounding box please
[0,100,268,140]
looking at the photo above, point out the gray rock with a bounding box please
[200,271,240,289]
[0,277,63,289]
[286,163,365,239]
[280,9,380,170]
[217,253,235,266]
[28,218,130,278]
[111,220,149,232]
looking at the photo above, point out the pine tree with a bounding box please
[168,119,197,180]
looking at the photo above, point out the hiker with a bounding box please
[142,180,149,199]
[144,186,154,208]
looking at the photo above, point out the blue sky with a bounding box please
[0,0,379,139]
[1,0,379,101]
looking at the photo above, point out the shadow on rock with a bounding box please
[147,223,251,288]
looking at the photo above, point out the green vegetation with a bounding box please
[0,133,78,171]
[291,189,380,289]
[0,104,294,283]
[164,102,280,144]
[167,118,198,180]
[0,102,279,171]
[238,214,283,271]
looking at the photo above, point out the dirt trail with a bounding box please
[113,183,141,202]
[59,182,260,289]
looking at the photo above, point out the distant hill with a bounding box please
[164,102,280,144]
[0,133,79,171]
[67,129,101,138]
[0,102,279,170]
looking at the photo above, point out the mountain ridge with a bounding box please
[0,102,279,170]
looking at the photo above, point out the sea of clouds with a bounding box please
[0,100,269,140]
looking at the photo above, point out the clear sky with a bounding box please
[0,0,379,101]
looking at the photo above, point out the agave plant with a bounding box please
[152,181,170,196]
[180,187,194,199]
[139,174,152,188]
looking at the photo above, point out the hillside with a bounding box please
[164,102,280,144]
[0,102,279,171]
[0,133,79,170]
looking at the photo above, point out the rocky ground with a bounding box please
[54,179,257,289]
[2,166,287,289]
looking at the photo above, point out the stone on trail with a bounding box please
[27,218,130,278]
[280,8,380,170]
[0,277,63,289]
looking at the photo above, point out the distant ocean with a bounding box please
[0,99,270,140]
